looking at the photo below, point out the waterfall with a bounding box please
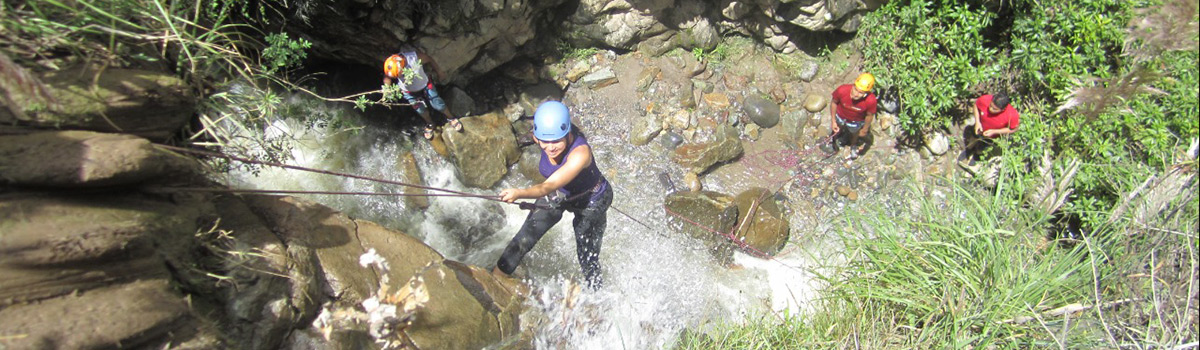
[226,91,835,349]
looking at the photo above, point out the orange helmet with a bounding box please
[383,54,406,78]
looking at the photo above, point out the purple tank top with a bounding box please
[539,133,607,201]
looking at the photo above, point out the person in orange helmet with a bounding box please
[383,45,462,140]
[827,73,878,158]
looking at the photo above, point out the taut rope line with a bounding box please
[154,144,532,204]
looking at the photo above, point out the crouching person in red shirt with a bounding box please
[960,92,1020,165]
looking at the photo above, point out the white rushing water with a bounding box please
[226,93,839,349]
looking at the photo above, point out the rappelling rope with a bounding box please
[153,144,549,209]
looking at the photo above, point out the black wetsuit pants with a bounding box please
[496,188,613,289]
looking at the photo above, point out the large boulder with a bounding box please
[672,123,744,174]
[0,131,196,188]
[731,188,790,256]
[443,112,521,188]
[240,195,527,349]
[0,65,194,141]
[664,190,738,264]
[743,94,781,128]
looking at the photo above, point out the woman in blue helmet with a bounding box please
[494,101,612,289]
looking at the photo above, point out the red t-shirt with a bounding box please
[831,84,877,122]
[975,95,1020,135]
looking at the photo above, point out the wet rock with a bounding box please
[684,172,702,192]
[518,145,547,183]
[630,112,663,146]
[743,95,781,128]
[581,67,618,89]
[207,195,296,350]
[732,188,790,256]
[672,124,744,174]
[243,195,526,350]
[637,66,661,92]
[0,131,197,188]
[398,151,430,209]
[925,132,950,156]
[704,93,731,109]
[661,130,685,149]
[803,94,827,113]
[443,112,521,188]
[0,65,195,141]
[797,60,820,82]
[664,191,738,263]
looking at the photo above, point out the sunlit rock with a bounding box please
[0,279,192,350]
[797,60,820,81]
[443,112,521,188]
[684,171,702,192]
[732,188,790,256]
[703,92,731,109]
[241,195,527,349]
[630,112,663,146]
[925,132,950,156]
[803,93,827,113]
[0,65,194,141]
[581,67,619,89]
[566,60,592,83]
[672,123,744,174]
[0,131,196,188]
[636,66,661,92]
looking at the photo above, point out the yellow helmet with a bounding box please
[854,73,875,92]
[383,54,405,79]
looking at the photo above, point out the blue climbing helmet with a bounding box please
[533,101,571,141]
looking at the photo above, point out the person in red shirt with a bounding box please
[961,92,1020,164]
[828,73,878,157]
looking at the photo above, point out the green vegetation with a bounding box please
[679,180,1198,349]
[860,0,1198,225]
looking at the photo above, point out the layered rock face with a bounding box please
[280,0,880,83]
[0,68,527,349]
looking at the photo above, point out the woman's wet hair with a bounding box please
[993,92,1011,109]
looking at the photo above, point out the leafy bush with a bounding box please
[860,0,1002,132]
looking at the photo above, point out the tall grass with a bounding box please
[678,176,1198,349]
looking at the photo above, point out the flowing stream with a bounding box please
[226,89,845,349]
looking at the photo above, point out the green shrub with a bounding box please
[860,0,1002,133]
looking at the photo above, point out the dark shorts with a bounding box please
[402,82,447,115]
[836,115,864,133]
